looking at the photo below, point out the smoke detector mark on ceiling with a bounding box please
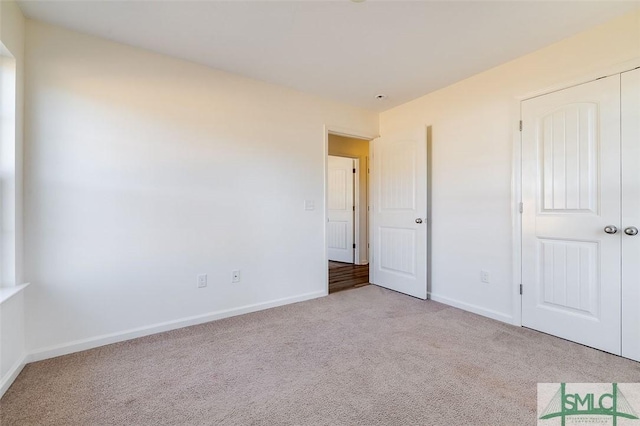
[375,94,388,101]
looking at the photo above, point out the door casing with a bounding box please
[324,126,378,295]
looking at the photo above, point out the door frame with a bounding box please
[511,57,640,327]
[353,158,361,264]
[324,125,378,295]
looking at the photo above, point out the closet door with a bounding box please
[622,68,640,362]
[521,74,622,355]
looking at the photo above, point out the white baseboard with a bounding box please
[429,293,513,325]
[0,354,27,398]
[28,290,326,363]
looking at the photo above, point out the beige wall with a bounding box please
[23,21,378,356]
[379,9,640,323]
[328,135,370,264]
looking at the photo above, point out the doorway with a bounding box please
[327,133,371,294]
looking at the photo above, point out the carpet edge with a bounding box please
[26,290,327,364]
[0,352,27,398]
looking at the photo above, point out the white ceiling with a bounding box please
[17,1,640,111]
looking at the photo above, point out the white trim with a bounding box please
[0,42,16,58]
[426,125,433,298]
[327,126,378,141]
[353,158,361,265]
[0,283,29,305]
[0,353,27,397]
[429,293,513,324]
[517,58,640,102]
[369,138,375,281]
[324,126,330,294]
[27,290,325,363]
[510,96,523,327]
[324,125,378,292]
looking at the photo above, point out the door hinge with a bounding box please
[353,168,356,173]
[367,243,370,249]
[519,120,523,131]
[353,243,356,249]
[353,206,355,211]
[519,202,523,214]
[519,284,523,295]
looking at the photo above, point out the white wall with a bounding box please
[0,291,25,394]
[0,0,26,395]
[380,10,640,323]
[24,21,378,356]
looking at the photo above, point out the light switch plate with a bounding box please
[304,200,315,211]
[197,274,207,288]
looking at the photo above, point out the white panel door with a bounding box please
[328,155,354,263]
[371,129,427,299]
[521,75,621,354]
[622,68,640,362]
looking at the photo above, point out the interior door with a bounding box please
[622,68,640,362]
[521,74,622,354]
[327,155,355,263]
[371,128,427,299]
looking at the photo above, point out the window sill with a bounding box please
[0,283,30,305]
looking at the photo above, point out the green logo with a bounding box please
[539,383,639,426]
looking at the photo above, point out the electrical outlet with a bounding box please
[232,270,241,283]
[197,274,207,288]
[480,270,490,284]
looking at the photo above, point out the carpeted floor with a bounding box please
[1,285,639,425]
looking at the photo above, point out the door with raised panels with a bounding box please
[327,155,355,263]
[371,129,427,299]
[622,68,640,362]
[521,74,622,355]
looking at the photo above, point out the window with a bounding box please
[0,41,17,287]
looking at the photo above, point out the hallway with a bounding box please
[328,262,369,294]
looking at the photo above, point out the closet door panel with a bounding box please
[521,75,622,354]
[622,68,640,362]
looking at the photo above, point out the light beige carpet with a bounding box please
[1,285,639,425]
